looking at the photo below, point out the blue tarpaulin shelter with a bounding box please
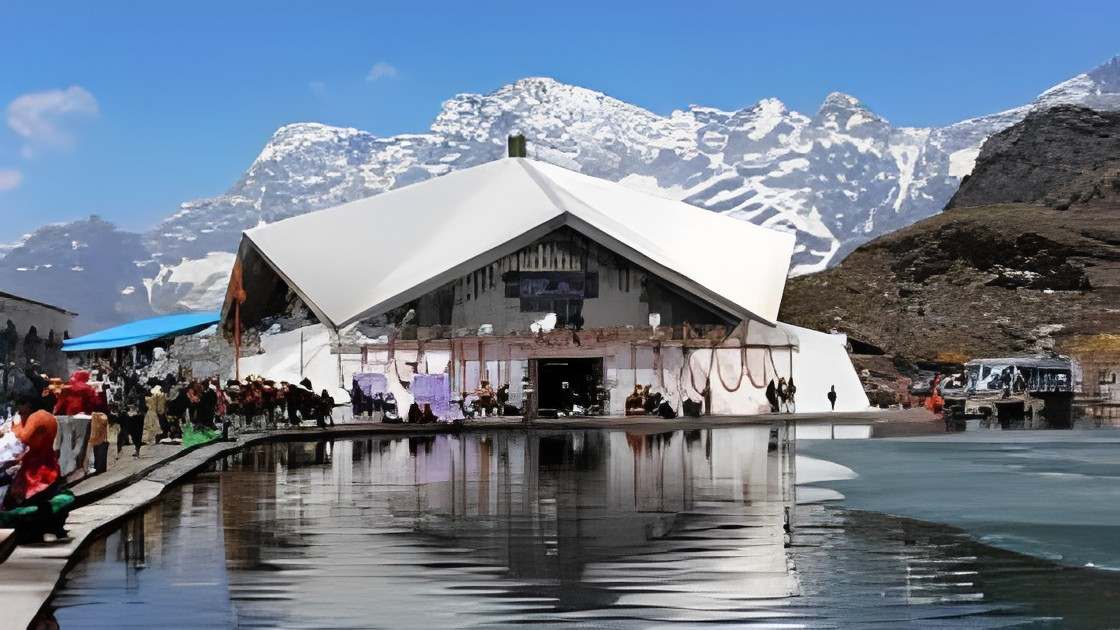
[62,311,221,353]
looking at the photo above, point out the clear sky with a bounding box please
[1,0,1117,244]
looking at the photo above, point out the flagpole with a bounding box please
[234,300,241,381]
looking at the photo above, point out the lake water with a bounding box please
[799,430,1120,569]
[42,427,1120,628]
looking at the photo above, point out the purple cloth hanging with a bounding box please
[354,373,388,396]
[412,373,451,420]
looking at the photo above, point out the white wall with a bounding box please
[236,324,353,403]
[238,321,870,418]
[779,323,870,413]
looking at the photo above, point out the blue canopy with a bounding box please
[62,311,221,353]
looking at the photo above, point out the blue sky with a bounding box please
[1,0,1117,244]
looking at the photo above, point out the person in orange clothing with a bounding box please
[88,411,110,474]
[925,373,944,414]
[5,393,62,508]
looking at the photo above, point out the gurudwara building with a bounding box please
[221,153,868,417]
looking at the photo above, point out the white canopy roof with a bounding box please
[238,158,795,329]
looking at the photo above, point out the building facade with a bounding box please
[225,157,869,417]
[0,291,76,392]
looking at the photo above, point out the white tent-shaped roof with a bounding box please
[233,158,796,329]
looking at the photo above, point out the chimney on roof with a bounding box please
[507,134,527,158]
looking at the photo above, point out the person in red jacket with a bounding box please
[54,370,99,416]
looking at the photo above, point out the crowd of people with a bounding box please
[2,362,342,481]
[0,360,345,541]
[349,387,400,421]
[350,379,516,425]
[625,385,679,418]
[623,377,801,418]
[6,365,232,467]
[765,377,797,413]
[460,381,514,418]
[226,376,336,429]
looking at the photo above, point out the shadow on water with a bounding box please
[40,427,1120,628]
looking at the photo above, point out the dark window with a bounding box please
[515,271,597,325]
[584,272,599,298]
[504,271,520,298]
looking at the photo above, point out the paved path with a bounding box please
[0,408,938,629]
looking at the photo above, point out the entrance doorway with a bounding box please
[535,357,603,416]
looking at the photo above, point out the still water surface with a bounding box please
[45,427,1120,628]
[800,430,1120,568]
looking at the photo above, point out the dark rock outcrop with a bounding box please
[946,106,1120,211]
[780,106,1120,363]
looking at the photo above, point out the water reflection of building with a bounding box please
[218,441,311,569]
[235,428,796,611]
[55,429,796,628]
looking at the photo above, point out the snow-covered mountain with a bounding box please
[5,57,1120,331]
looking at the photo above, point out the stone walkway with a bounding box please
[0,408,938,629]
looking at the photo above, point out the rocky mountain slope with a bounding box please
[5,57,1120,332]
[0,217,156,332]
[947,105,1120,210]
[779,106,1120,364]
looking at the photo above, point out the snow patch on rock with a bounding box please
[148,251,235,313]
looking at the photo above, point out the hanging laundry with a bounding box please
[352,372,389,417]
[353,373,388,397]
[411,373,451,420]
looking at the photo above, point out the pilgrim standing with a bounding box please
[198,382,218,429]
[88,411,109,473]
[827,385,837,411]
[284,382,301,426]
[144,384,166,444]
[350,379,363,418]
[496,384,510,416]
[121,380,146,458]
[765,380,779,413]
[319,389,335,428]
[166,381,187,439]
